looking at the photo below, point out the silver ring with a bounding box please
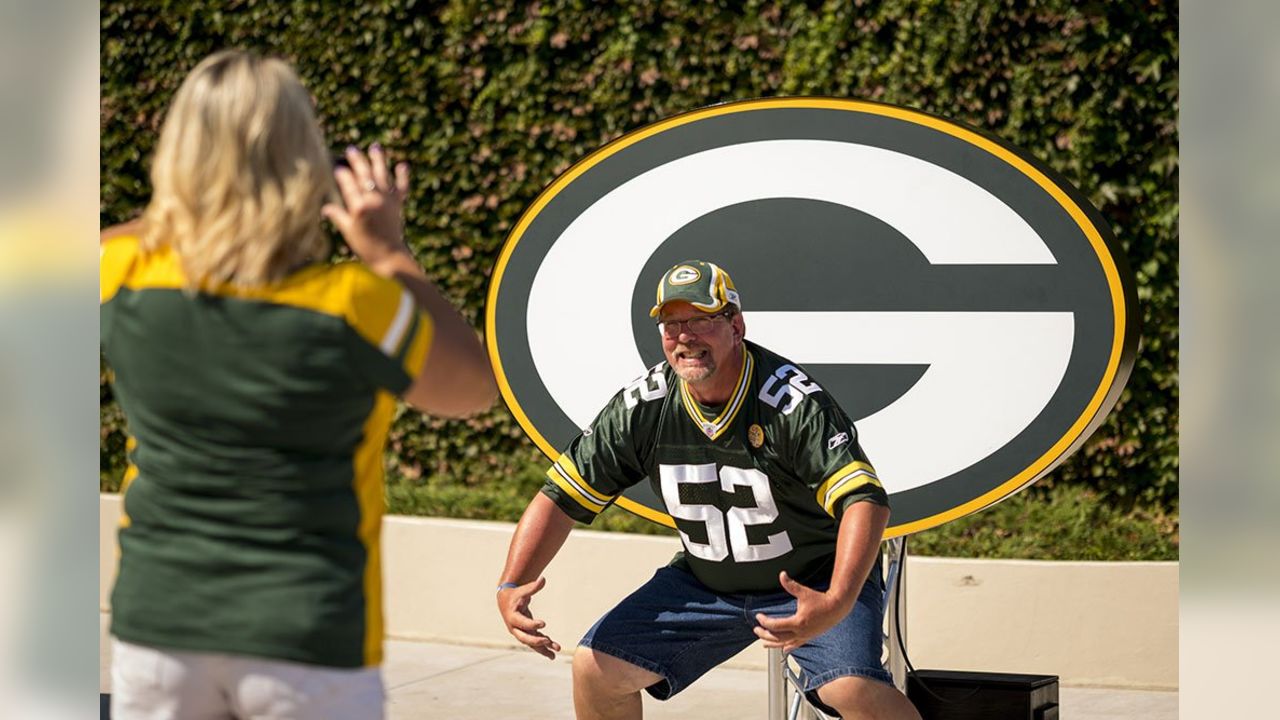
[364,180,377,192]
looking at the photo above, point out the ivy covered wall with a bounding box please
[101,0,1177,511]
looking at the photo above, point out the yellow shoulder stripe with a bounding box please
[556,455,612,503]
[815,460,881,517]
[103,239,428,359]
[547,466,606,509]
[100,234,142,304]
[546,453,615,513]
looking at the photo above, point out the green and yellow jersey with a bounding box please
[100,234,432,668]
[541,340,888,594]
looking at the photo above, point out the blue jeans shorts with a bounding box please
[579,565,893,711]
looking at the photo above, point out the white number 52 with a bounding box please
[758,364,821,415]
[659,463,794,563]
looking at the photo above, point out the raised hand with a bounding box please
[753,571,854,654]
[497,576,562,660]
[321,144,413,277]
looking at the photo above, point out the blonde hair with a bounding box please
[141,50,334,288]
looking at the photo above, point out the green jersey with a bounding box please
[541,340,888,594]
[101,235,432,668]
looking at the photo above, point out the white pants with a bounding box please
[110,638,385,720]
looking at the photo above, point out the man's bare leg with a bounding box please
[816,676,923,720]
[572,648,664,720]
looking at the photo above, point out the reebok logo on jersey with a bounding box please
[827,432,849,450]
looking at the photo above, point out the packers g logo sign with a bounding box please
[486,97,1139,536]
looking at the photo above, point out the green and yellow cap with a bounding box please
[649,260,742,318]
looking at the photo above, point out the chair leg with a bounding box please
[789,689,804,720]
[768,647,788,720]
[884,536,909,692]
[782,651,836,719]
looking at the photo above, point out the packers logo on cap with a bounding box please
[668,266,701,285]
[649,259,741,317]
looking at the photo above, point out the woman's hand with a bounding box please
[322,144,413,278]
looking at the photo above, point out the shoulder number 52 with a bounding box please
[758,364,820,415]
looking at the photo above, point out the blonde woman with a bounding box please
[100,50,496,719]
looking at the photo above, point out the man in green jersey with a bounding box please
[497,261,921,720]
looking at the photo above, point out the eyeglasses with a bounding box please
[657,310,733,339]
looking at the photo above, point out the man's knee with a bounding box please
[572,648,662,697]
[816,675,920,720]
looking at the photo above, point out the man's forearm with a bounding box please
[499,492,578,585]
[826,501,891,608]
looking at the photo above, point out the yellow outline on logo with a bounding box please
[485,97,1134,537]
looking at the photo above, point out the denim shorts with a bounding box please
[578,565,893,710]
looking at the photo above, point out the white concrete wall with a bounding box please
[99,494,1177,688]
[381,513,687,656]
[903,557,1177,689]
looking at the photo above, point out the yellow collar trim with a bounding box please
[679,347,753,441]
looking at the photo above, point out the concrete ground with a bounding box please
[101,615,1177,719]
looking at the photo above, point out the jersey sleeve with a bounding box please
[100,234,140,305]
[788,401,889,521]
[341,265,434,396]
[540,390,652,524]
[100,234,142,349]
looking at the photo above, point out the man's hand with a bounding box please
[753,571,854,653]
[497,576,562,660]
